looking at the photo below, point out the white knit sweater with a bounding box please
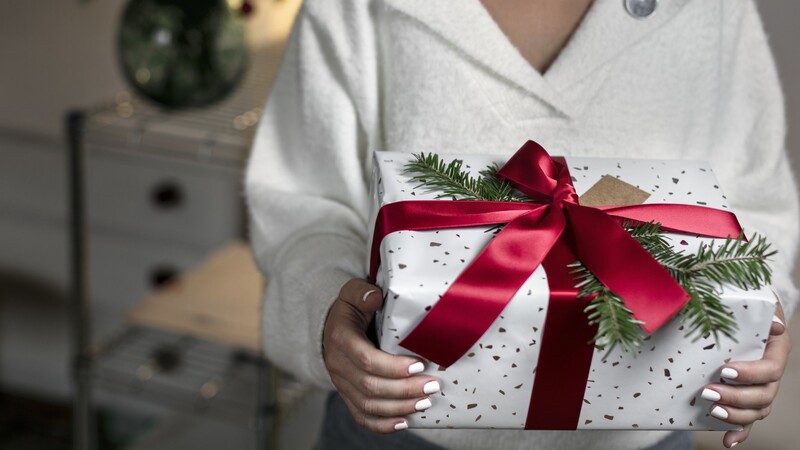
[245,1,799,448]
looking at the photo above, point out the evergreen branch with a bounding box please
[654,235,774,291]
[622,220,671,253]
[570,261,646,359]
[690,235,776,290]
[403,153,531,202]
[680,278,738,343]
[403,153,486,200]
[478,163,531,202]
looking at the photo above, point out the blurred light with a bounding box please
[135,68,151,84]
[243,110,258,126]
[153,29,172,46]
[115,91,132,104]
[200,377,224,399]
[233,115,247,130]
[136,361,156,381]
[226,0,244,11]
[116,102,134,118]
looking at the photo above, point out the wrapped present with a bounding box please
[366,141,776,430]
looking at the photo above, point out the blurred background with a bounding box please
[0,1,797,449]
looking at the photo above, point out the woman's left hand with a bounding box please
[700,302,791,448]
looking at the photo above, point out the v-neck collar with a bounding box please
[383,0,691,118]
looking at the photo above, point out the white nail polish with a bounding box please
[362,290,376,302]
[710,405,729,420]
[415,398,432,411]
[730,443,738,448]
[701,388,721,402]
[408,362,425,375]
[721,368,739,380]
[772,315,785,327]
[394,421,408,431]
[423,381,441,395]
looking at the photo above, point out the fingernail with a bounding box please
[408,362,425,375]
[710,405,729,420]
[415,398,432,411]
[701,388,721,402]
[394,421,408,431]
[721,368,739,380]
[423,381,440,395]
[362,290,376,302]
[772,315,785,327]
[730,443,738,448]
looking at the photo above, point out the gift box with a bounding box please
[367,142,777,430]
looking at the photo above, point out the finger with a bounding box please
[354,370,441,399]
[701,383,779,409]
[325,319,426,379]
[342,326,427,378]
[770,302,786,336]
[338,393,411,434]
[723,423,752,448]
[323,300,428,380]
[708,402,771,425]
[721,333,790,384]
[339,278,385,314]
[336,376,433,417]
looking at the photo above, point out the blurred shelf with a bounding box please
[91,327,264,426]
[80,26,284,170]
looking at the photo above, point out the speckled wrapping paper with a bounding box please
[367,151,776,430]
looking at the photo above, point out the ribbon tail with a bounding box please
[599,204,743,239]
[369,200,540,282]
[401,205,565,367]
[564,203,690,333]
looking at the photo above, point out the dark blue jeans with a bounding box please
[313,393,694,450]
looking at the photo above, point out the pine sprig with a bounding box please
[569,261,646,359]
[403,153,530,202]
[596,225,773,352]
[681,278,738,343]
[686,235,775,290]
[622,220,671,253]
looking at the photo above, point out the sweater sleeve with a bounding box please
[244,1,379,388]
[709,0,800,319]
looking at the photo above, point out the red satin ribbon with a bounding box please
[369,141,743,429]
[369,141,743,367]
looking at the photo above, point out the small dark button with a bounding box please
[151,180,184,210]
[150,265,179,288]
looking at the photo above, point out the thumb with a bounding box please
[770,300,786,336]
[338,278,385,315]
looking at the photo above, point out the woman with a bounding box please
[245,0,797,448]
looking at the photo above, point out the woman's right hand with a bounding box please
[322,278,441,433]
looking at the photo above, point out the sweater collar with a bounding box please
[383,0,690,118]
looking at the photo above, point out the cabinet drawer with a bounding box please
[85,149,243,247]
[88,232,211,340]
[0,216,217,341]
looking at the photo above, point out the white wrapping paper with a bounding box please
[368,151,776,430]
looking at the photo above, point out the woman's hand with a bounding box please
[701,302,791,448]
[322,278,440,433]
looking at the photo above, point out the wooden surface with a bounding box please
[127,241,264,352]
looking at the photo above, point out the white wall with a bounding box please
[0,0,128,137]
[0,0,300,139]
[758,1,800,169]
[757,0,800,280]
